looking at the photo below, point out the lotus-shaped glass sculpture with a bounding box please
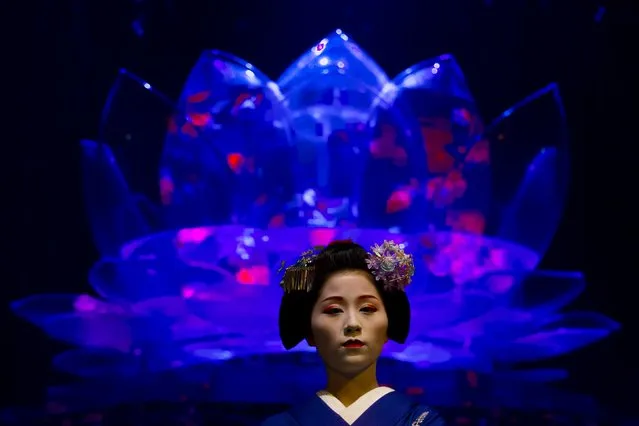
[11,29,617,408]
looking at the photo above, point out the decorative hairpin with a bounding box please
[278,240,414,293]
[278,246,324,292]
[365,240,415,291]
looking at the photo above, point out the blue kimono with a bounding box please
[261,387,445,426]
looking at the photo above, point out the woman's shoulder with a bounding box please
[406,404,446,425]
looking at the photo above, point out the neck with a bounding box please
[324,362,380,407]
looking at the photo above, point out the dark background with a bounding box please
[6,0,637,417]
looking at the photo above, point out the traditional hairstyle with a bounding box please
[277,240,414,350]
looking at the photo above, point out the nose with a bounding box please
[344,324,362,336]
[343,311,362,336]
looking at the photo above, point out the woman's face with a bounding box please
[309,270,388,376]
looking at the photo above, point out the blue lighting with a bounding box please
[11,29,617,410]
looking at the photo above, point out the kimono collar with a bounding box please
[317,387,394,425]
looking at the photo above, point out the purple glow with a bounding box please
[11,29,618,408]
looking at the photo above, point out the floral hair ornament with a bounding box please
[278,239,414,293]
[366,240,415,291]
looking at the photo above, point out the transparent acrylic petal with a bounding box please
[177,50,282,104]
[171,225,263,271]
[183,282,280,340]
[116,225,298,294]
[278,29,389,99]
[411,231,539,291]
[387,340,455,365]
[383,68,568,265]
[41,310,177,351]
[130,297,225,342]
[372,55,490,235]
[426,271,586,351]
[118,225,239,266]
[277,31,446,229]
[151,226,416,286]
[276,31,389,175]
[118,227,190,260]
[182,335,285,361]
[483,269,586,314]
[81,140,151,256]
[52,347,202,378]
[356,87,435,232]
[489,312,620,363]
[88,257,231,303]
[95,70,175,250]
[388,54,483,183]
[52,348,140,378]
[42,313,133,351]
[99,69,175,205]
[161,50,294,229]
[131,295,189,318]
[11,294,83,326]
[426,308,534,349]
[169,313,223,342]
[408,290,495,331]
[486,83,569,257]
[391,54,475,102]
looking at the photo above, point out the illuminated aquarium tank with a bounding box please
[11,29,618,414]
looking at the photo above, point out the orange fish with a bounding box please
[188,112,212,127]
[187,91,210,104]
[386,189,413,214]
[226,152,245,173]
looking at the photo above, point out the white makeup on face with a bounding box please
[309,271,389,376]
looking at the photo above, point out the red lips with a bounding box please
[342,339,365,348]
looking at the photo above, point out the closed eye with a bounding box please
[360,305,378,313]
[322,307,342,315]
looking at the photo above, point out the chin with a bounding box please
[333,358,375,375]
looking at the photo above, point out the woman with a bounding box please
[261,240,445,425]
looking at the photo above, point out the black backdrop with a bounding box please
[5,0,638,416]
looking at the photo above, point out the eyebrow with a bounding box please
[320,295,379,303]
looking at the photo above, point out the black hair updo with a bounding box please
[278,240,410,349]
